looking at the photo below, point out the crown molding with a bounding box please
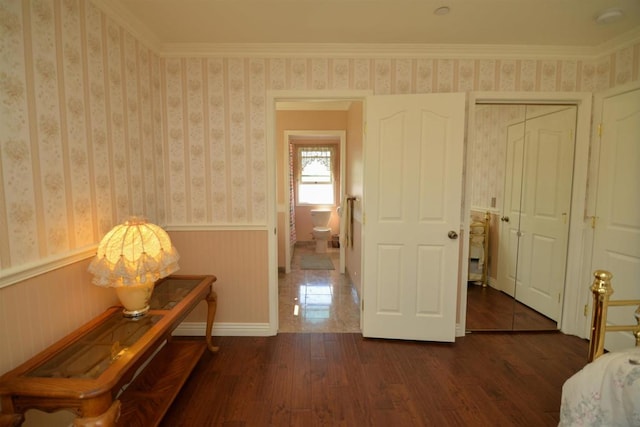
[158,31,640,59]
[89,0,161,52]
[90,0,639,61]
[159,42,601,60]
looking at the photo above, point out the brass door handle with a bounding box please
[448,231,458,240]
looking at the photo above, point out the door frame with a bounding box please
[283,130,346,274]
[462,92,593,338]
[266,90,371,335]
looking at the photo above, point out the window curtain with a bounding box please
[298,146,333,182]
[289,143,297,246]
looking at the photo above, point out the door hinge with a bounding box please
[583,304,589,317]
[597,123,602,137]
[558,292,561,303]
[590,216,598,229]
[361,299,364,311]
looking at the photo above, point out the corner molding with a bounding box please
[594,26,640,57]
[89,0,161,52]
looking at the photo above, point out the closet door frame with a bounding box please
[462,92,592,338]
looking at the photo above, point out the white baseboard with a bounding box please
[173,322,274,337]
[489,276,497,288]
[175,321,468,339]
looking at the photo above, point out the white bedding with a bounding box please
[559,347,640,426]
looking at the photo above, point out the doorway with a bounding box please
[268,91,368,334]
[271,92,467,341]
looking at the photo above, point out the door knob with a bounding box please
[500,216,510,222]
[448,231,458,240]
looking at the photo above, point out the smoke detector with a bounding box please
[595,8,624,24]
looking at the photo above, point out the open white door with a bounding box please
[591,87,640,351]
[362,93,466,342]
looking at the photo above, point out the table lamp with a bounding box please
[88,217,180,317]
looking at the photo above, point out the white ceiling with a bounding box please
[109,0,640,48]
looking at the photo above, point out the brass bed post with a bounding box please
[587,270,640,362]
[588,270,613,362]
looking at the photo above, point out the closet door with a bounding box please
[497,121,526,299]
[514,108,575,322]
[496,106,576,326]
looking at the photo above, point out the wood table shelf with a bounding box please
[116,340,206,427]
[0,275,218,427]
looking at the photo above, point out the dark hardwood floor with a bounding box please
[466,283,557,331]
[162,332,588,426]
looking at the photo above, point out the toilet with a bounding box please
[310,209,332,253]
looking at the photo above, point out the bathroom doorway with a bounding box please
[282,130,346,275]
[273,97,365,333]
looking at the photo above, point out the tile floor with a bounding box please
[278,243,361,333]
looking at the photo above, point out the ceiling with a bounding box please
[110,0,640,48]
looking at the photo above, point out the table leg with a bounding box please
[205,290,219,352]
[0,413,24,427]
[72,400,120,427]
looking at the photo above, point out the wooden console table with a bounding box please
[0,274,218,427]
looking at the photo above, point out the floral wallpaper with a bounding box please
[0,0,639,278]
[0,0,164,274]
[159,49,638,224]
[469,104,523,210]
[469,105,577,210]
[162,57,268,224]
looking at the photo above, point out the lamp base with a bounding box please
[115,282,154,318]
[122,305,150,318]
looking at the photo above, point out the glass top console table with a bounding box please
[0,275,218,427]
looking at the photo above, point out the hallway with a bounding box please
[278,244,360,332]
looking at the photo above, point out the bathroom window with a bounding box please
[297,146,335,205]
